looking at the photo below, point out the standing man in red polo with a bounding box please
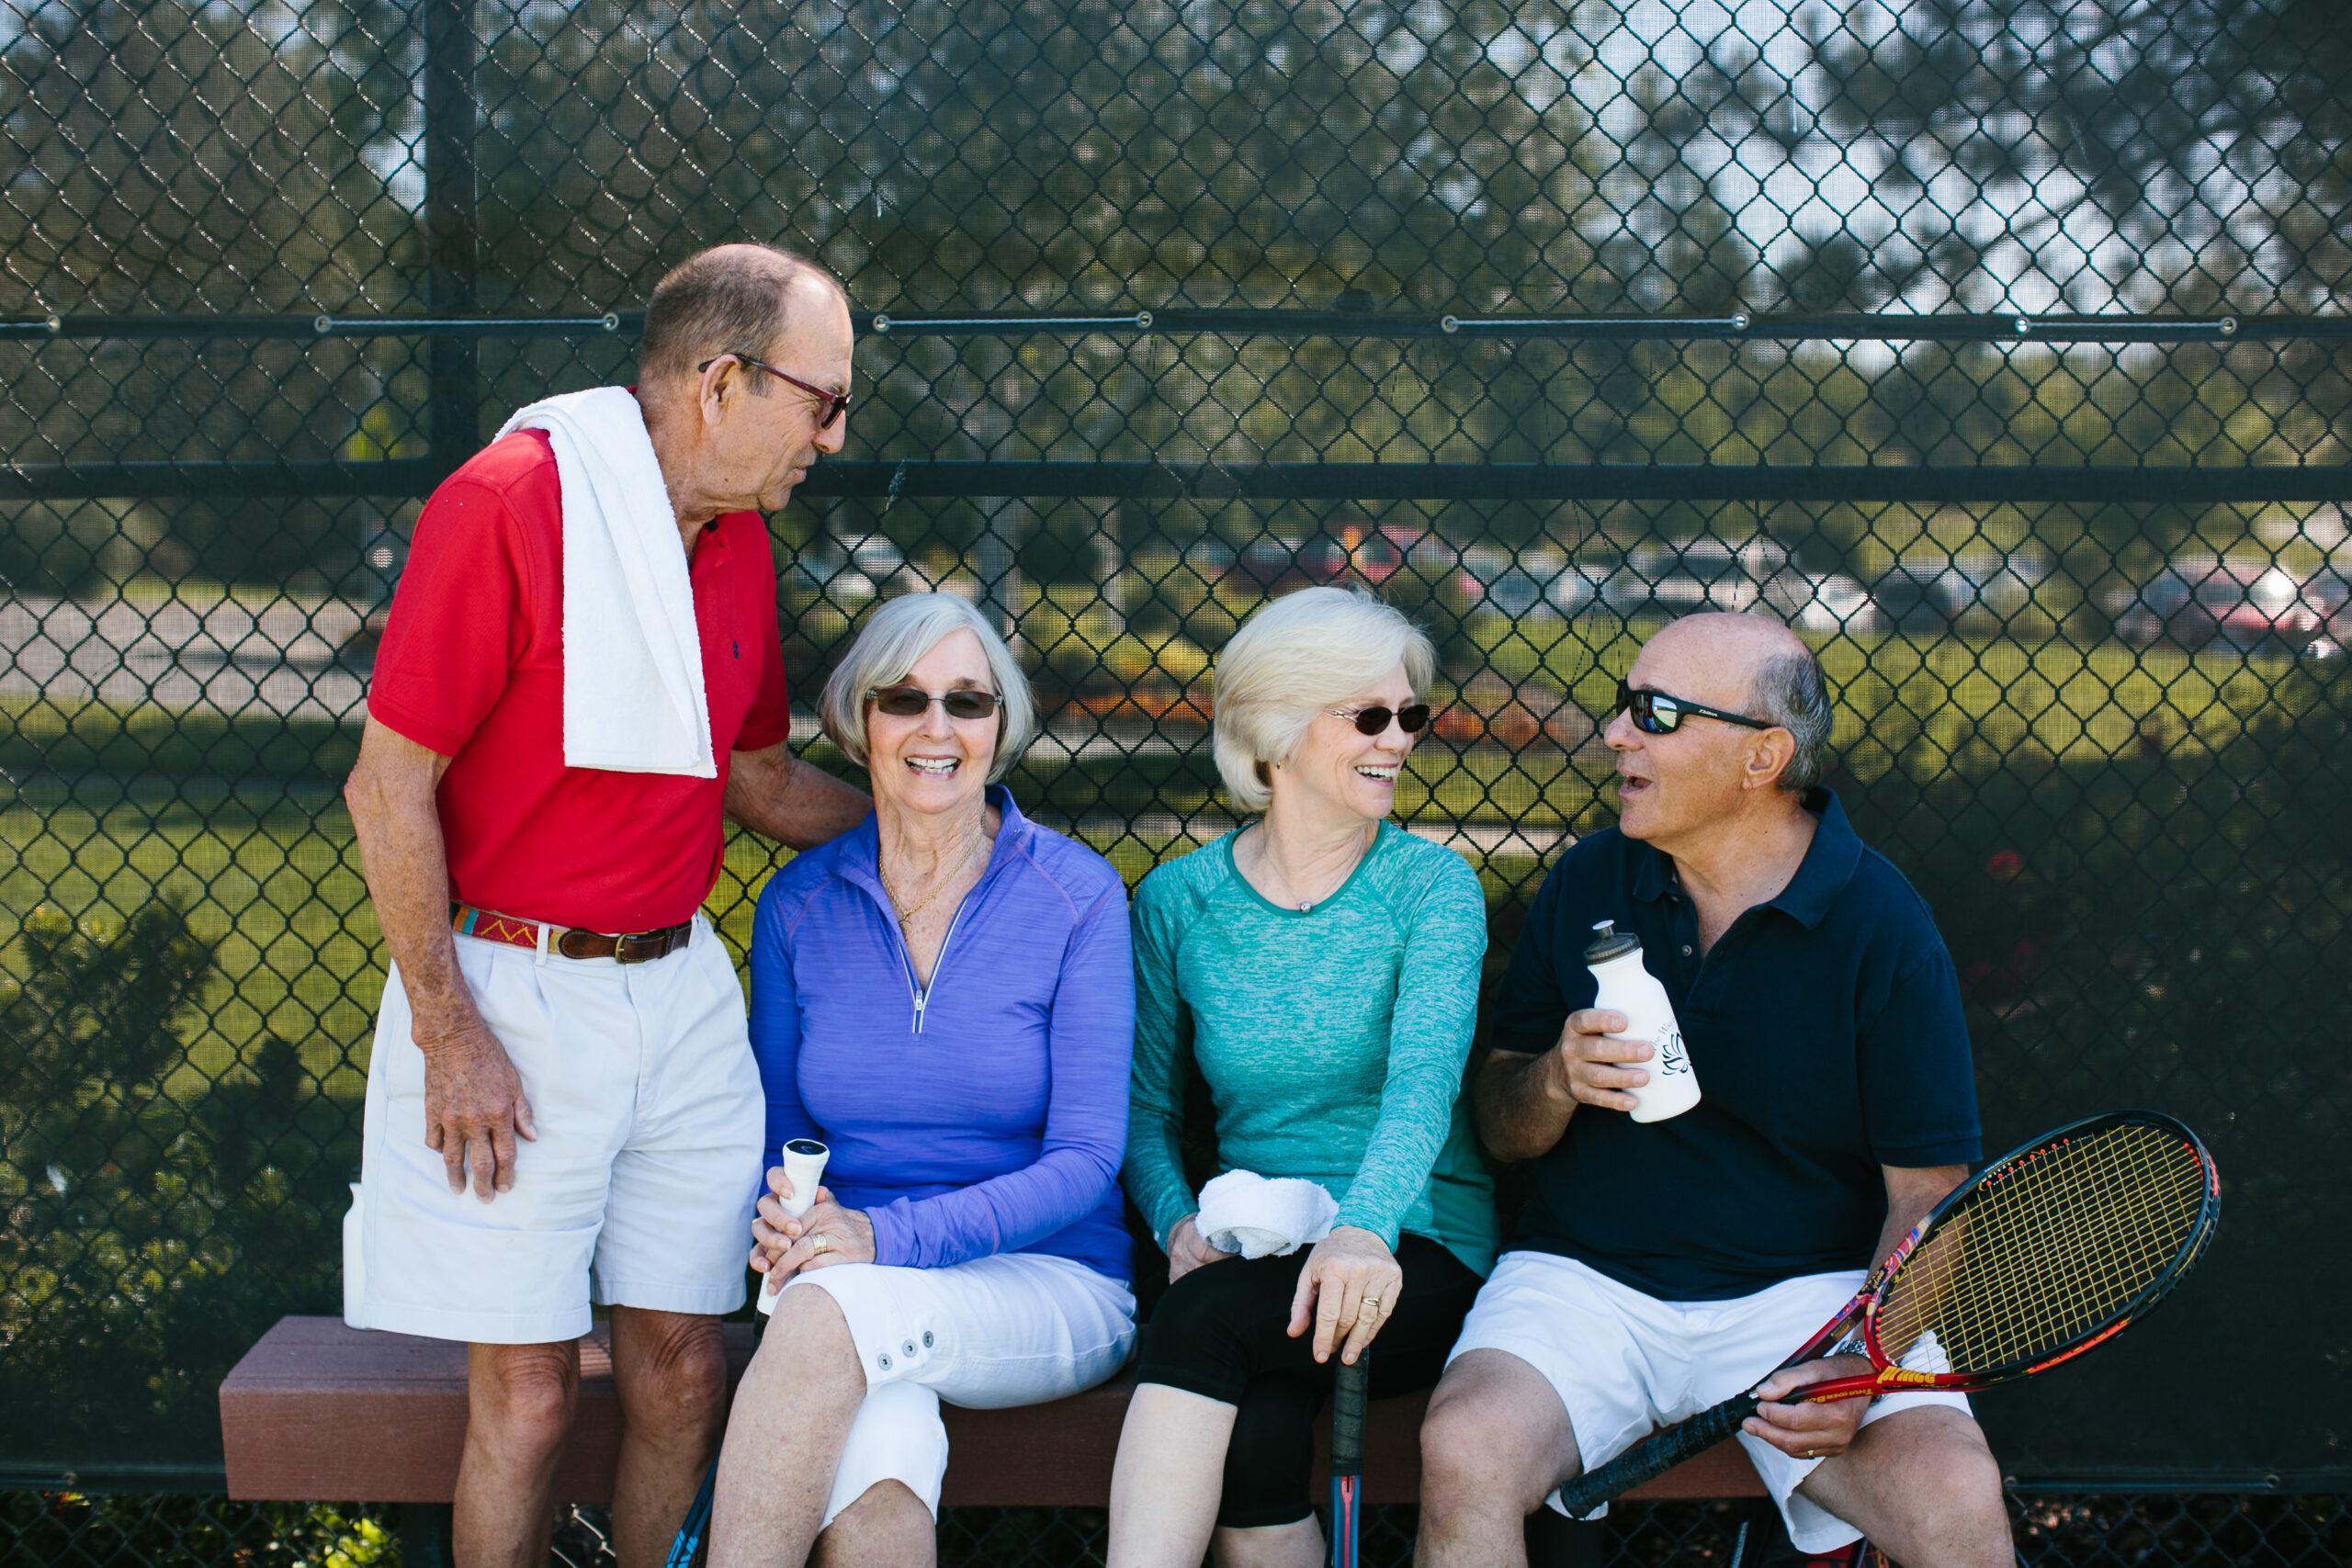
[343,243,870,1568]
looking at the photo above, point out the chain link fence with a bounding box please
[5,0,2349,1559]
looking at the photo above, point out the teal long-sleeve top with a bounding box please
[1125,821,1499,1278]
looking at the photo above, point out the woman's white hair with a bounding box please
[818,592,1037,783]
[1212,584,1436,814]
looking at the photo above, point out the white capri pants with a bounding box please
[775,1251,1137,1528]
[1448,1249,1972,1556]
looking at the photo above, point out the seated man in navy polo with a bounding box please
[1416,613,2015,1568]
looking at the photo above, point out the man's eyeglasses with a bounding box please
[1616,678,1775,736]
[1330,703,1431,737]
[869,685,1001,722]
[696,352,852,430]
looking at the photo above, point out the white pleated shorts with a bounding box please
[352,915,764,1344]
[1447,1249,1971,1556]
[769,1252,1138,1529]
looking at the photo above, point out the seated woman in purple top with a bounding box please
[707,593,1136,1568]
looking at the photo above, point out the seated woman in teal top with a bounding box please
[1108,584,1498,1568]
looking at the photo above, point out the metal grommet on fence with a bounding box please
[44,313,62,333]
[601,311,620,333]
[1440,314,1460,333]
[312,314,334,335]
[2012,316,2030,335]
[1730,310,1751,332]
[2219,316,2240,336]
[1135,310,1153,331]
[873,313,893,333]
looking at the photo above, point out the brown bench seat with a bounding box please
[220,1314,1764,1506]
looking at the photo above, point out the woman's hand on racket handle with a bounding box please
[1166,1214,1232,1284]
[748,1184,842,1296]
[1555,1009,1652,1114]
[768,1196,875,1280]
[1741,1353,1874,1461]
[1288,1224,1401,1366]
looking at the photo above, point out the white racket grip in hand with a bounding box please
[758,1138,831,1318]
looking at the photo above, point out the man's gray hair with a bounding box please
[1750,646,1833,793]
[639,243,841,386]
[819,592,1037,783]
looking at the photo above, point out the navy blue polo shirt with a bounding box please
[1489,789,1981,1302]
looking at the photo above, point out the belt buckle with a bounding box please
[611,931,642,964]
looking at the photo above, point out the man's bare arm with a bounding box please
[724,740,869,847]
[1474,1007,1651,1162]
[344,716,535,1199]
[1473,1046,1577,1162]
[1870,1161,1970,1273]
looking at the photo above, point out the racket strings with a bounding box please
[1874,1122,2211,1374]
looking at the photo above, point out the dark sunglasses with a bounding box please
[696,352,852,429]
[1616,678,1774,736]
[869,684,1001,721]
[1331,703,1431,737]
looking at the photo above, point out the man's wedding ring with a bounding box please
[809,1234,831,1256]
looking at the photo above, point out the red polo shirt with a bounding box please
[368,429,790,933]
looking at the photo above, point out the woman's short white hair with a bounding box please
[1212,584,1436,814]
[819,592,1037,783]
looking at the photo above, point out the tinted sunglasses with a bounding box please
[1616,678,1773,736]
[869,684,1001,721]
[1332,703,1431,737]
[696,352,852,429]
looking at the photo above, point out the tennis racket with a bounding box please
[1551,1110,2219,1517]
[1329,1351,1371,1568]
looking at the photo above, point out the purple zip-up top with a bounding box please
[748,786,1135,1283]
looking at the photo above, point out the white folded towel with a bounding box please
[495,387,716,779]
[1196,1169,1340,1259]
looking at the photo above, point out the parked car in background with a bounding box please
[2109,556,2339,655]
[1597,536,1788,619]
[1872,547,2052,636]
[1759,571,1883,635]
[1229,522,1438,593]
[786,533,910,605]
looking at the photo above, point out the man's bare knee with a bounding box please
[469,1341,580,1447]
[1420,1352,1571,1513]
[614,1309,728,1429]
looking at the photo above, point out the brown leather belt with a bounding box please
[450,903,693,964]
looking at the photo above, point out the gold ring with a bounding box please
[809,1234,831,1256]
[1361,1296,1382,1312]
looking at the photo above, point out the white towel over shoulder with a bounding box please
[1196,1170,1340,1259]
[496,387,716,778]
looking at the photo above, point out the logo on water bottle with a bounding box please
[1656,1027,1690,1075]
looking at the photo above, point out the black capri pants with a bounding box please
[1132,1232,1483,1529]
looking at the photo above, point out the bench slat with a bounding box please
[220,1316,1759,1506]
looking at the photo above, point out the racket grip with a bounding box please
[1329,1353,1371,1479]
[1551,1393,1760,1516]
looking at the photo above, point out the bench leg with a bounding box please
[398,1501,455,1568]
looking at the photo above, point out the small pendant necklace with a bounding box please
[883,828,989,927]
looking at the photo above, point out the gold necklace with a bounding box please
[883,829,988,926]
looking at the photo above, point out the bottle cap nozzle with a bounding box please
[1584,919,1641,964]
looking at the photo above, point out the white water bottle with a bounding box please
[757,1138,831,1318]
[1583,920,1702,1123]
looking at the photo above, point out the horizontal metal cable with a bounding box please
[7,457,2343,502]
[6,311,2348,344]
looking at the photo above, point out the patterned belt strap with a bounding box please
[449,904,692,964]
[451,904,548,951]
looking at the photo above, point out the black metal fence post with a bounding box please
[423,0,480,479]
